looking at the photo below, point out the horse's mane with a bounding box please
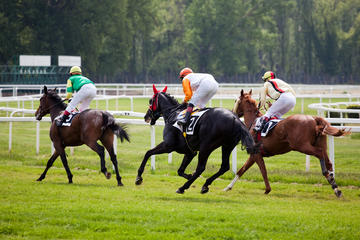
[162,92,179,106]
[47,89,67,109]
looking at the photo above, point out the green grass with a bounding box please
[0,96,360,239]
[1,166,359,240]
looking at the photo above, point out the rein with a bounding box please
[43,99,67,112]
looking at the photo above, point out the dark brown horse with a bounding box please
[35,86,129,186]
[224,89,350,197]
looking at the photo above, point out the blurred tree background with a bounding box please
[0,0,359,84]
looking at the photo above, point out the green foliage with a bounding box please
[1,0,360,82]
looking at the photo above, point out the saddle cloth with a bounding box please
[174,108,210,135]
[55,112,79,127]
[260,118,281,137]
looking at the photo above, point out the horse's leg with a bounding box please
[224,155,256,191]
[136,141,173,185]
[177,151,197,180]
[254,155,271,194]
[100,135,123,186]
[37,150,60,181]
[85,141,110,179]
[176,148,212,194]
[201,144,233,194]
[57,147,73,184]
[296,141,342,197]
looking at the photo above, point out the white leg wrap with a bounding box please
[224,175,239,191]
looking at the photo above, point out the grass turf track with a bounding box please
[0,96,359,239]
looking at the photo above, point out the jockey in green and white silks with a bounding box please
[56,66,97,127]
[254,71,296,132]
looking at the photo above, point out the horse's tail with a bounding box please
[314,116,351,137]
[102,112,130,142]
[233,116,259,154]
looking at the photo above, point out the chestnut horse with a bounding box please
[35,86,129,186]
[135,85,258,194]
[224,89,350,197]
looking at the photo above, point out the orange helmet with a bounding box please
[262,71,276,81]
[179,67,193,79]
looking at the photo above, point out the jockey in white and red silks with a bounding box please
[255,71,296,132]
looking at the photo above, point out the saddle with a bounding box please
[255,118,282,139]
[55,112,79,127]
[261,119,281,137]
[174,108,210,135]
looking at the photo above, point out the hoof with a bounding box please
[264,189,271,194]
[118,182,124,187]
[105,172,111,179]
[68,181,73,184]
[36,178,43,182]
[223,186,232,192]
[135,176,143,185]
[176,188,184,194]
[335,189,342,198]
[201,186,209,194]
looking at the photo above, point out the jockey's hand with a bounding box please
[181,101,188,108]
[267,101,272,108]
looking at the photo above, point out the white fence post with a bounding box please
[232,147,237,174]
[305,155,310,172]
[36,121,40,154]
[328,135,335,174]
[8,121,12,153]
[168,152,172,164]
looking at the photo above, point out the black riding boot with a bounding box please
[255,116,269,132]
[56,114,69,127]
[178,104,194,126]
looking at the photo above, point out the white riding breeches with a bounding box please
[66,83,97,113]
[264,92,296,119]
[189,80,218,108]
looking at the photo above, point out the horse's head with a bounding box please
[144,85,168,125]
[233,89,258,118]
[35,86,65,120]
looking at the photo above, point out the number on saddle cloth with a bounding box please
[175,108,209,135]
[58,112,79,127]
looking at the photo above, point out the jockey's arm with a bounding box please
[258,84,268,110]
[182,78,192,103]
[65,79,73,100]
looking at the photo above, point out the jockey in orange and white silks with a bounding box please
[56,66,97,127]
[177,67,219,126]
[255,71,296,131]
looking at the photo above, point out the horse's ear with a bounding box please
[152,84,159,94]
[240,89,244,97]
[44,86,47,94]
[162,86,167,93]
[249,89,252,95]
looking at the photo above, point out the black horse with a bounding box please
[135,85,257,194]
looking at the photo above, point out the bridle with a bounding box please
[37,95,67,116]
[234,97,261,131]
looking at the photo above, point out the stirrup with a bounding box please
[56,115,67,127]
[177,119,187,126]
